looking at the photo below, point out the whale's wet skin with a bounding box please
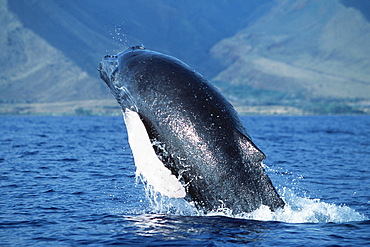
[98,45,285,214]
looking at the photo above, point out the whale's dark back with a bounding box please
[100,46,285,214]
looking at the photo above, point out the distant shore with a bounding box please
[1,100,369,116]
[0,100,120,116]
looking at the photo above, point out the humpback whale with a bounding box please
[98,45,285,214]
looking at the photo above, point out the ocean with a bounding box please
[1,115,369,246]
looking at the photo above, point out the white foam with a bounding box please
[140,180,368,223]
[204,186,368,223]
[235,197,367,223]
[123,109,186,198]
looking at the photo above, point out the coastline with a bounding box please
[1,100,368,116]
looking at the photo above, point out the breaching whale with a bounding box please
[98,45,285,214]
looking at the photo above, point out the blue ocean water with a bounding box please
[1,115,369,246]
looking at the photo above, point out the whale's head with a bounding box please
[99,45,145,110]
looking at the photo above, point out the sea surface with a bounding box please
[1,115,369,246]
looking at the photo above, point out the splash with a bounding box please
[109,24,130,52]
[141,185,368,223]
[137,175,198,216]
[209,194,368,223]
[138,172,368,223]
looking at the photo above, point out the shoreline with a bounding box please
[1,100,368,116]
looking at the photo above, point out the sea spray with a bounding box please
[140,183,368,223]
[109,24,130,52]
[136,166,368,223]
[235,195,368,223]
[137,175,199,216]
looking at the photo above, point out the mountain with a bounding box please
[0,0,272,115]
[211,0,370,114]
[1,0,369,115]
[7,0,272,78]
[0,0,109,104]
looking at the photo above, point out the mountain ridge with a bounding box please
[210,0,370,113]
[1,0,369,115]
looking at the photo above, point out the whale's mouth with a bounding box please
[98,46,146,90]
[98,58,121,98]
[99,55,137,111]
[99,55,118,85]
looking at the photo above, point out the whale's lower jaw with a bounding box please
[123,109,186,198]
